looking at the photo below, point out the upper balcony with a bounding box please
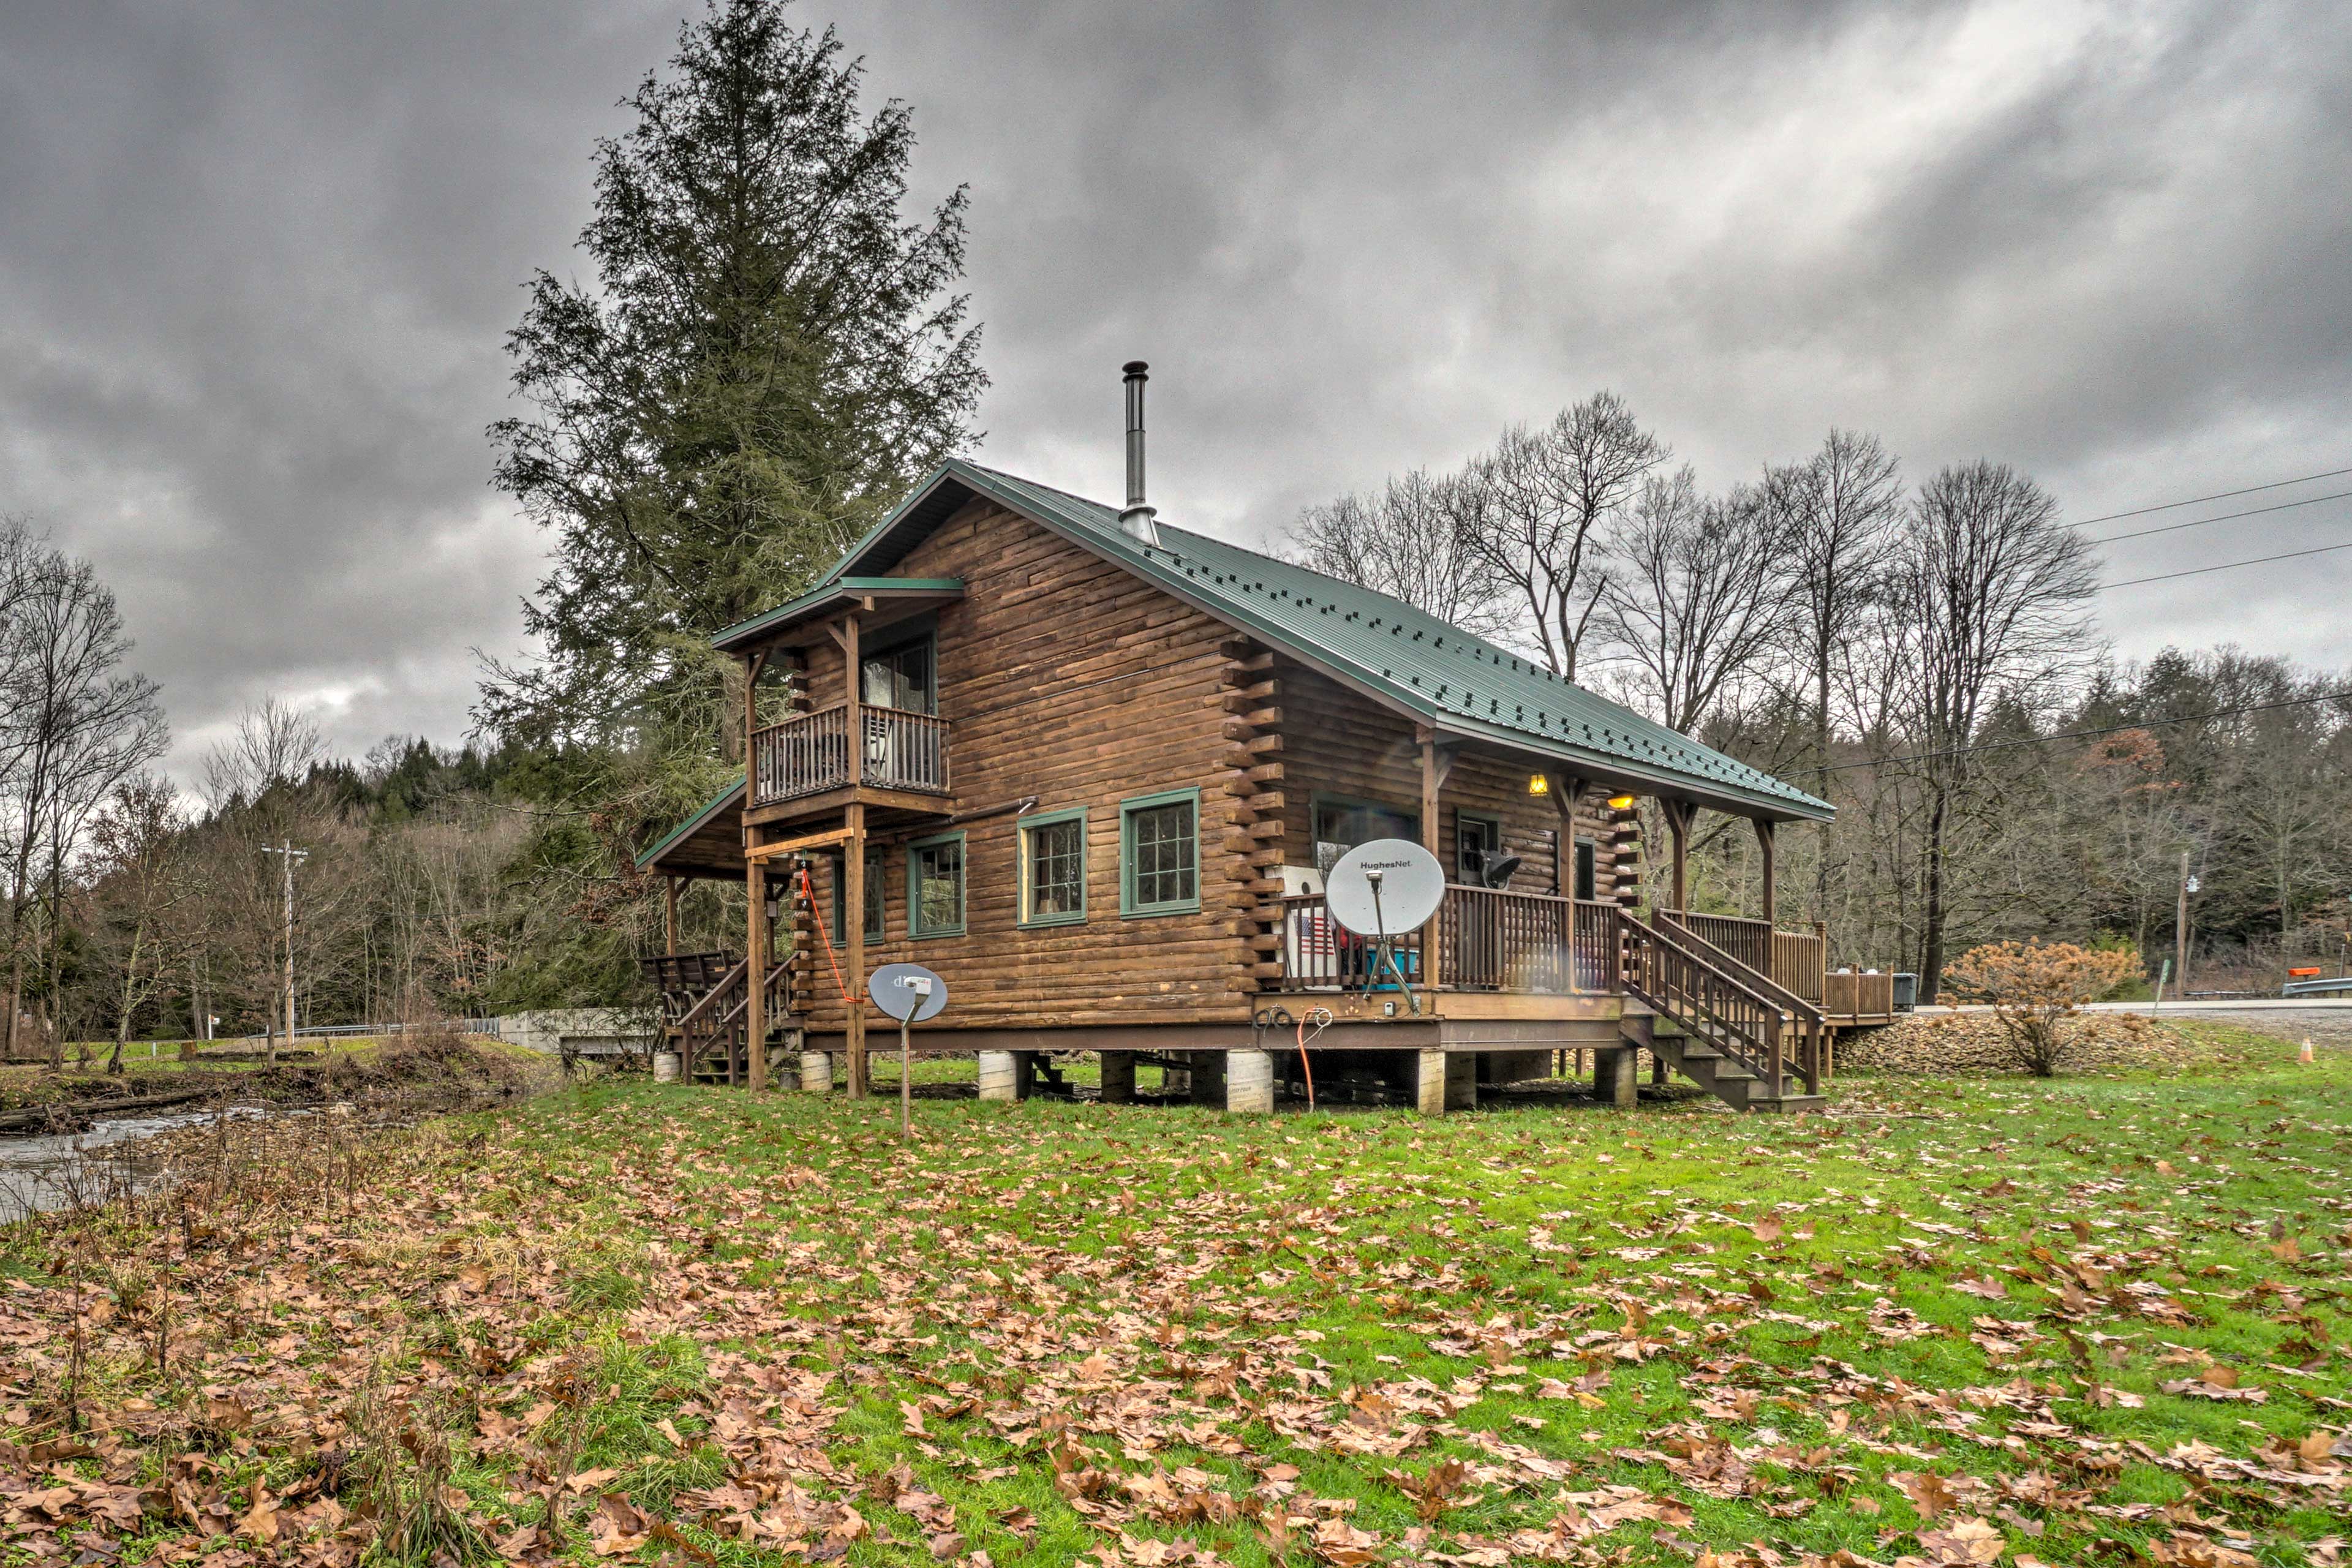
[751,703,951,808]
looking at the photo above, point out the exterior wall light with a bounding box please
[1527,774,1548,796]
[1607,793,1637,810]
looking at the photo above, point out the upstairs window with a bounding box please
[1311,795,1419,874]
[861,633,936,714]
[1120,790,1199,916]
[1019,809,1088,927]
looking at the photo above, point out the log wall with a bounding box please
[785,500,1254,1030]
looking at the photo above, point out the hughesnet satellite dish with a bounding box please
[1325,839,1446,936]
[1325,839,1444,1015]
[868,962,948,1022]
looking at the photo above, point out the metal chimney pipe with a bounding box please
[1118,360,1159,545]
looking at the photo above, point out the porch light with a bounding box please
[1527,774,1548,796]
[1607,793,1636,810]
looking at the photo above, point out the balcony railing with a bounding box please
[1274,884,1624,995]
[750,703,951,807]
[1663,910,1825,1003]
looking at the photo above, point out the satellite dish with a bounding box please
[867,962,948,1023]
[1325,839,1446,936]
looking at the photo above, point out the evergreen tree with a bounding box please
[480,0,984,760]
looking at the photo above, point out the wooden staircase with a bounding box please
[643,952,797,1085]
[1615,911,1826,1113]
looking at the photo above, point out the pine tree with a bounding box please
[480,0,985,760]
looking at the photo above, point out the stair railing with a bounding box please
[1614,909,1796,1097]
[1654,912,1826,1095]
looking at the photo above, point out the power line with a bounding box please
[2090,487,2352,544]
[1825,687,2352,774]
[2072,465,2352,527]
[2102,538,2352,590]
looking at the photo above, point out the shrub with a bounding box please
[1940,939,2144,1076]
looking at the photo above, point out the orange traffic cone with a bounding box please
[2301,1038,2316,1064]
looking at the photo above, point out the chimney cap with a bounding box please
[1122,360,1148,375]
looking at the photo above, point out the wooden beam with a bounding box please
[1754,818,1777,928]
[1420,733,1444,994]
[746,861,768,1091]
[663,876,680,957]
[845,799,868,1099]
[745,825,858,860]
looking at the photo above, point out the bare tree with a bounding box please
[1765,430,1903,918]
[1595,468,1792,734]
[1895,461,2098,990]
[201,699,334,1060]
[0,533,168,1065]
[1289,469,1512,637]
[1452,392,1667,678]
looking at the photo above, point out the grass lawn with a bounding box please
[1,1020,2345,1566]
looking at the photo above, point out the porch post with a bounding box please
[663,876,679,957]
[845,801,868,1098]
[746,859,767,1091]
[1754,818,1776,926]
[1420,731,1444,994]
[1665,800,1694,913]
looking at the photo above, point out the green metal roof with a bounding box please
[710,576,964,652]
[635,774,744,872]
[742,458,1833,823]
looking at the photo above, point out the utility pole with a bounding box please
[260,842,308,1066]
[2174,848,2193,1001]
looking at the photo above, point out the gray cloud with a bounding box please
[2,0,2346,781]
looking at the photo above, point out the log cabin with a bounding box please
[638,364,1893,1115]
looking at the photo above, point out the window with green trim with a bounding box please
[1120,790,1199,916]
[1456,811,1502,882]
[828,851,884,946]
[1018,809,1087,927]
[907,832,965,938]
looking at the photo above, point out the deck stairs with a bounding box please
[643,952,797,1086]
[1618,911,1827,1114]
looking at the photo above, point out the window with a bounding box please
[907,832,965,938]
[829,851,885,946]
[1456,812,1503,883]
[861,631,936,714]
[1019,809,1087,927]
[1120,789,1199,916]
[1311,795,1420,874]
[1574,838,1598,901]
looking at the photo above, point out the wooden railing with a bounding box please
[1621,910,1815,1096]
[1823,970,1896,1021]
[1275,892,1425,992]
[751,704,951,805]
[1657,912,1826,1090]
[642,951,794,1085]
[1662,910,1825,1003]
[1275,886,1621,995]
[861,706,950,794]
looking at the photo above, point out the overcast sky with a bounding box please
[3,0,2348,780]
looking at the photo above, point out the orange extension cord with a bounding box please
[796,865,861,1012]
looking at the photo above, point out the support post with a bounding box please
[664,876,680,956]
[1226,1049,1275,1114]
[1595,1046,1638,1109]
[746,860,767,1090]
[978,1050,1017,1101]
[1185,1052,1225,1106]
[2174,847,2192,997]
[845,801,868,1098]
[1664,801,1695,913]
[1415,1049,1476,1115]
[1099,1051,1137,1104]
[1419,731,1445,995]
[800,1050,833,1093]
[1754,818,1776,929]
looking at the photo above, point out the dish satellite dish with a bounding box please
[1326,839,1446,935]
[868,962,948,1023]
